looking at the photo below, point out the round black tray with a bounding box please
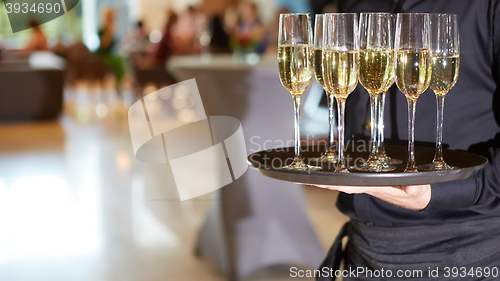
[247,145,488,186]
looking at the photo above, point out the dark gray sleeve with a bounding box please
[425,177,478,211]
[426,142,500,211]
[426,0,500,212]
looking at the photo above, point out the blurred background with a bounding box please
[0,0,348,280]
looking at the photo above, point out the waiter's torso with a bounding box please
[337,0,500,227]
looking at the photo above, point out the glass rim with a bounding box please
[280,13,310,16]
[359,12,394,15]
[429,13,458,17]
[324,13,357,15]
[396,13,430,15]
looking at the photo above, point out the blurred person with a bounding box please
[311,0,335,14]
[51,35,68,58]
[97,6,116,56]
[209,15,230,53]
[224,5,239,36]
[96,6,125,85]
[172,6,201,54]
[233,1,267,54]
[133,21,149,40]
[120,20,150,54]
[24,20,48,51]
[146,11,178,68]
[265,7,290,54]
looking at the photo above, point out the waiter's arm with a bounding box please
[308,138,500,212]
[306,184,431,211]
[426,140,500,211]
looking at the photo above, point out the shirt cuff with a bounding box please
[424,175,478,211]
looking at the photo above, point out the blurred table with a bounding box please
[167,54,324,281]
[0,52,65,120]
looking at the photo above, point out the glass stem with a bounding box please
[433,94,446,165]
[292,94,302,162]
[328,93,335,151]
[406,98,417,172]
[368,93,380,161]
[377,92,386,157]
[336,98,348,172]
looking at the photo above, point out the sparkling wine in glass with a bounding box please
[322,13,359,173]
[354,12,396,172]
[394,13,432,173]
[278,13,319,170]
[419,14,459,171]
[311,14,338,164]
[376,14,403,165]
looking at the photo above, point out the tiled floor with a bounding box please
[0,112,348,281]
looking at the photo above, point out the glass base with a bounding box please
[377,151,404,165]
[351,159,396,172]
[281,158,322,171]
[378,156,403,165]
[334,166,349,173]
[310,151,338,163]
[417,162,454,171]
[404,167,418,173]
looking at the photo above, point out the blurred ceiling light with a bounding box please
[47,34,58,49]
[159,88,172,100]
[200,33,211,46]
[171,96,194,110]
[84,34,100,52]
[171,97,183,110]
[116,151,131,172]
[77,107,90,123]
[247,53,260,65]
[143,84,158,96]
[96,104,108,118]
[177,109,198,123]
[173,85,190,98]
[149,29,163,43]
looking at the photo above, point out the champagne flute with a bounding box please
[394,13,432,173]
[354,12,396,172]
[277,13,319,170]
[311,14,338,163]
[322,13,359,173]
[376,14,403,165]
[420,14,459,170]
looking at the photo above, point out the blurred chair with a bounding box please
[55,42,108,85]
[127,50,177,92]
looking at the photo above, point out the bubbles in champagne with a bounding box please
[395,49,432,100]
[313,48,325,88]
[322,50,359,100]
[278,45,314,95]
[430,55,460,96]
[359,50,394,95]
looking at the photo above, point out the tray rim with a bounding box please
[247,145,488,186]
